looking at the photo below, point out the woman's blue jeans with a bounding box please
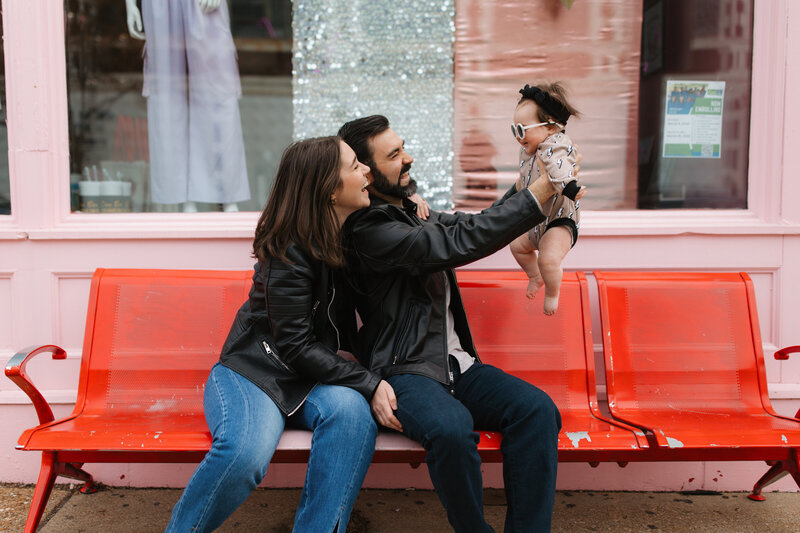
[165,363,377,532]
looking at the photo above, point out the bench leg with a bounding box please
[23,452,58,533]
[23,452,98,533]
[748,449,800,501]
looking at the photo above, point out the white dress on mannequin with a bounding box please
[125,0,250,210]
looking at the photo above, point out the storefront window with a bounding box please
[65,1,753,215]
[0,11,10,216]
[453,0,753,211]
[65,0,292,213]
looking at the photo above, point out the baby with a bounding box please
[509,83,581,315]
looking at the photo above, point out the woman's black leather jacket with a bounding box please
[219,244,381,416]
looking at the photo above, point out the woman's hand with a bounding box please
[371,380,403,432]
[409,193,430,221]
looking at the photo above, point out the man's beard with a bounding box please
[369,162,417,199]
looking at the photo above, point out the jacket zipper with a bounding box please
[261,340,293,374]
[391,306,415,365]
[326,286,341,353]
[443,271,455,395]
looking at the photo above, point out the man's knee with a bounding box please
[425,409,477,451]
[519,387,562,433]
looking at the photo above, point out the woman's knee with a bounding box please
[309,386,377,437]
[204,431,274,488]
[204,380,284,484]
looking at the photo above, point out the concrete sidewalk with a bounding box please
[2,483,798,532]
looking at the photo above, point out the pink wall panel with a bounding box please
[0,273,13,350]
[778,237,800,385]
[53,273,93,349]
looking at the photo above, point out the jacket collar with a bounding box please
[369,194,418,217]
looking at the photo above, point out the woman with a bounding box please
[166,137,401,532]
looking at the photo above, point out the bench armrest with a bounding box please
[5,345,67,425]
[774,345,800,360]
[774,346,800,418]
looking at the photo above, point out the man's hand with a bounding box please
[515,148,583,193]
[528,148,586,202]
[409,193,430,221]
[371,380,403,432]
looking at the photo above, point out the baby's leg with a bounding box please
[537,226,573,315]
[510,233,544,299]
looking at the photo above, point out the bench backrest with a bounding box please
[595,271,774,417]
[457,270,599,417]
[73,269,598,421]
[72,269,252,418]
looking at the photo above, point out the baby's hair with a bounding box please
[518,82,580,126]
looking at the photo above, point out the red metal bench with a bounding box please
[594,271,800,501]
[7,268,646,532]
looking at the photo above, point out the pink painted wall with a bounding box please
[1,0,799,494]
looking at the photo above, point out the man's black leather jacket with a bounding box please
[342,188,546,386]
[219,245,381,415]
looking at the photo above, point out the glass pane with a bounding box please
[64,0,292,213]
[453,0,752,211]
[0,10,10,216]
[292,0,455,210]
[637,0,751,208]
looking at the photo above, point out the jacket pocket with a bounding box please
[260,338,295,374]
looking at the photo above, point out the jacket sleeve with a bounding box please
[491,183,518,207]
[264,252,381,400]
[347,190,546,276]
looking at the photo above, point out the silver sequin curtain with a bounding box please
[293,0,455,209]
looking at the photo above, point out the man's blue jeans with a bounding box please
[166,363,377,532]
[388,362,561,533]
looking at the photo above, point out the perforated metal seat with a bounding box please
[595,271,800,498]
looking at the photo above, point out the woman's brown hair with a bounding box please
[253,136,345,267]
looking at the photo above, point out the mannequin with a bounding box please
[125,0,249,213]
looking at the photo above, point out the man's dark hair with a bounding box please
[337,115,390,166]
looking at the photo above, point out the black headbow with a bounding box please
[519,84,571,126]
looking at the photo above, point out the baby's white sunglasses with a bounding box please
[511,121,557,140]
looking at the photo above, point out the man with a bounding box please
[339,115,579,532]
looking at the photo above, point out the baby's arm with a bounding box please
[538,134,580,201]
